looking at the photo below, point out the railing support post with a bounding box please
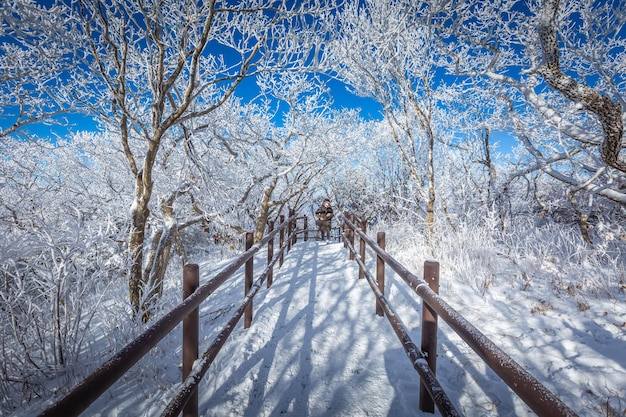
[343,212,350,248]
[279,214,285,267]
[376,232,385,317]
[359,219,367,279]
[348,214,355,260]
[244,232,254,329]
[267,221,274,288]
[182,264,199,417]
[290,209,297,246]
[419,260,440,413]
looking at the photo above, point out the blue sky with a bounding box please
[324,78,383,120]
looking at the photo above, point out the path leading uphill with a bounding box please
[195,240,429,417]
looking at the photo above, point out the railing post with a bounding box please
[343,212,350,248]
[359,219,367,279]
[290,209,297,245]
[303,217,308,242]
[182,264,199,417]
[267,221,274,288]
[419,260,440,413]
[279,214,285,268]
[244,232,254,329]
[376,232,385,317]
[348,214,355,260]
[287,216,291,247]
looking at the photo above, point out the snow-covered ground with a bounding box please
[51,239,626,416]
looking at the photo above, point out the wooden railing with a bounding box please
[341,213,579,417]
[39,213,306,417]
[39,211,579,417]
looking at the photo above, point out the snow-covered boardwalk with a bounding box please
[79,238,625,417]
[196,240,426,417]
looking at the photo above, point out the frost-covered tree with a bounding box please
[250,73,362,240]
[325,119,414,223]
[0,0,78,139]
[324,0,469,240]
[324,0,625,244]
[59,0,336,319]
[152,70,354,248]
[0,132,132,411]
[436,0,626,212]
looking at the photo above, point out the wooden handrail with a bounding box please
[341,214,579,417]
[39,211,578,417]
[161,233,292,417]
[343,236,461,417]
[39,213,300,417]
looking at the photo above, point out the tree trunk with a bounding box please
[139,189,178,322]
[254,179,278,243]
[568,191,593,246]
[537,0,625,173]
[425,127,436,243]
[482,128,496,203]
[141,226,175,322]
[128,153,156,320]
[128,196,150,316]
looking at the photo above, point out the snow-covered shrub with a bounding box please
[377,208,506,296]
[0,227,130,413]
[0,136,134,413]
[376,206,625,301]
[499,216,626,298]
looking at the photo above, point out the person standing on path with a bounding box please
[315,198,334,241]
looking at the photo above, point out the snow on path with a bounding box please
[196,241,430,417]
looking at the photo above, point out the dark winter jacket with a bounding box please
[315,204,333,230]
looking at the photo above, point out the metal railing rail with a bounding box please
[341,214,579,417]
[343,236,461,417]
[39,213,300,417]
[161,233,292,416]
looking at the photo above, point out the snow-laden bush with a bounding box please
[0,136,134,413]
[378,208,625,300]
[500,217,626,298]
[0,216,133,413]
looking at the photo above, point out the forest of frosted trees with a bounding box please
[1,0,624,414]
